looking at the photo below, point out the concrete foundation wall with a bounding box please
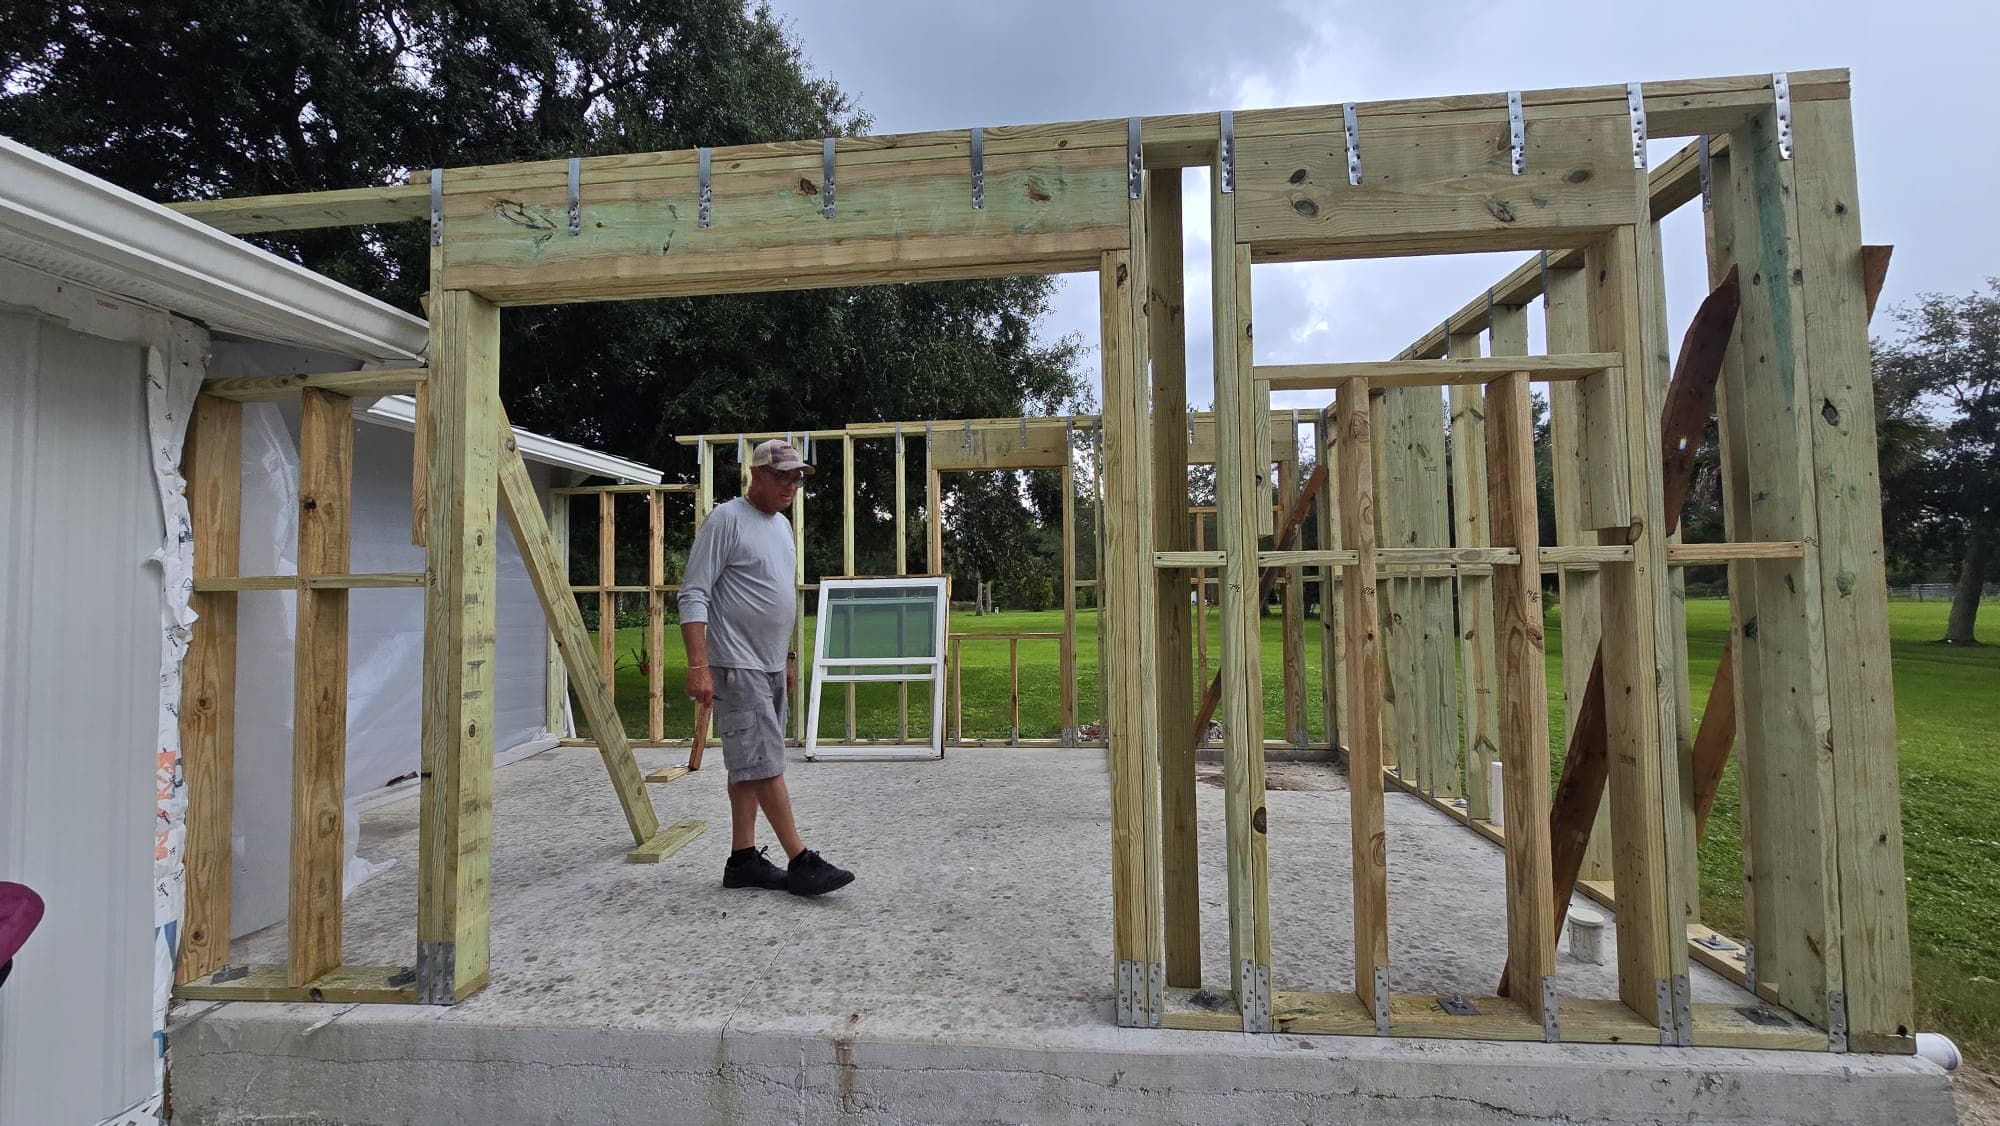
[168,1010,1954,1126]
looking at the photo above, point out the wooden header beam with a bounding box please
[172,71,1839,236]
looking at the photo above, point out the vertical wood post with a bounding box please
[893,429,910,741]
[1448,327,1496,820]
[1060,455,1078,743]
[177,393,241,984]
[1101,168,1165,1027]
[1278,450,1308,750]
[418,289,502,1004]
[1314,413,1343,752]
[1486,369,1557,1019]
[843,434,856,741]
[545,479,571,737]
[1545,265,1613,879]
[1337,379,1390,1018]
[1793,99,1914,1050]
[1211,156,1272,1028]
[598,490,616,720]
[1588,224,1688,1038]
[289,387,353,986]
[648,489,665,742]
[1146,170,1199,987]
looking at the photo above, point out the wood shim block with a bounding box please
[625,818,706,864]
[644,765,690,785]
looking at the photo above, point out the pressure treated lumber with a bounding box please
[1336,379,1391,1018]
[289,388,352,986]
[1485,369,1555,1019]
[1211,167,1272,1027]
[1499,264,1738,1002]
[497,415,660,850]
[202,367,426,402]
[417,290,502,1005]
[1188,456,1328,745]
[1147,171,1201,989]
[1257,353,1618,391]
[1449,327,1497,822]
[176,393,241,985]
[174,73,1845,239]
[1792,99,1914,1053]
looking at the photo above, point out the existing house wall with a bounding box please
[0,307,162,1125]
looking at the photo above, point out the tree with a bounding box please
[1,0,1090,580]
[1873,281,2000,644]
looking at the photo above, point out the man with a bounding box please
[681,439,854,897]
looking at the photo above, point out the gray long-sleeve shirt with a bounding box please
[679,497,796,673]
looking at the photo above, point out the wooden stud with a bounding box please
[1147,170,1200,988]
[1211,156,1274,1017]
[1337,379,1390,1016]
[895,428,910,742]
[176,394,241,985]
[1447,327,1496,820]
[1061,455,1078,741]
[418,289,502,1004]
[648,490,665,743]
[1587,223,1687,1032]
[545,479,571,737]
[843,435,857,741]
[1485,369,1556,1019]
[1277,453,1308,750]
[598,491,616,722]
[410,380,428,546]
[289,387,353,986]
[1314,413,1344,752]
[791,447,807,743]
[1545,264,1613,880]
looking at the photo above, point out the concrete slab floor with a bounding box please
[172,748,1954,1125]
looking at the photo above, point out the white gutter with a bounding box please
[0,138,427,362]
[362,395,662,483]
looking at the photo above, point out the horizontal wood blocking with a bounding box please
[202,368,427,402]
[174,963,418,1004]
[552,483,694,495]
[1155,545,1635,569]
[193,573,426,591]
[1663,540,1804,563]
[1256,354,1619,393]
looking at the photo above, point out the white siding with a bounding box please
[0,310,161,1124]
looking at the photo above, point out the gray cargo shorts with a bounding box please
[712,666,788,784]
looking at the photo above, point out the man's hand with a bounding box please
[687,665,713,706]
[786,655,797,693]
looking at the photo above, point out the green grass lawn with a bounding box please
[588,597,1999,1064]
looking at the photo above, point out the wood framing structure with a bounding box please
[170,68,1911,1058]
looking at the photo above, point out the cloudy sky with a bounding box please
[766,0,1995,416]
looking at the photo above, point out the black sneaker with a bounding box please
[786,849,855,897]
[723,846,788,890]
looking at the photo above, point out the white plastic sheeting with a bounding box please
[227,403,556,937]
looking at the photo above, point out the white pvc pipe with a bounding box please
[1916,1032,1962,1071]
